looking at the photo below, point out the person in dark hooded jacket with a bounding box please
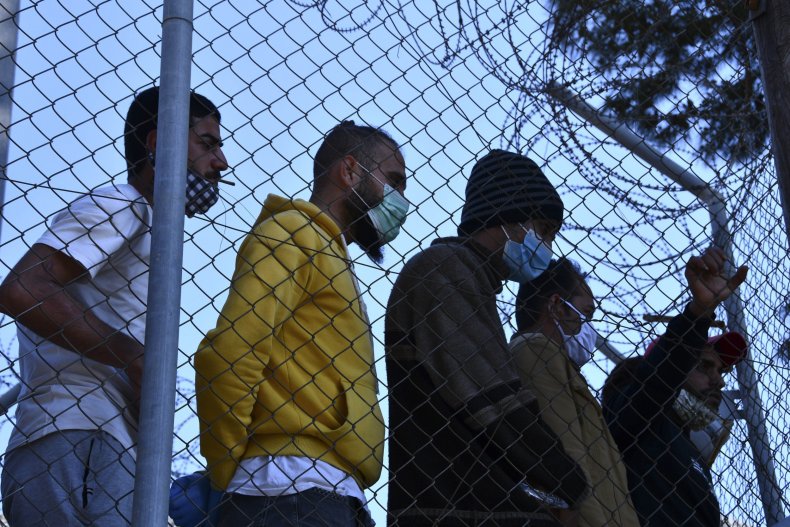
[602,247,747,527]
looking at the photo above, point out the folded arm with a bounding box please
[0,243,144,384]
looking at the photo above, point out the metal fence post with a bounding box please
[130,2,194,526]
[0,0,19,242]
[749,0,790,250]
[548,83,787,526]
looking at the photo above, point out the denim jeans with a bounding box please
[1,430,135,526]
[218,487,374,527]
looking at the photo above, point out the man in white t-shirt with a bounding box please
[0,86,229,526]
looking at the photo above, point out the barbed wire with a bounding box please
[0,1,786,526]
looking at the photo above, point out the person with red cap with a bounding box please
[601,247,748,527]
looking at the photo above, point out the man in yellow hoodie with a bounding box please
[194,121,408,527]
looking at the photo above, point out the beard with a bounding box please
[673,389,719,430]
[347,177,385,264]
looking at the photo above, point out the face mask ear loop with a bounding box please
[554,297,582,339]
[563,299,587,323]
[357,162,389,188]
[354,163,382,210]
[350,180,370,211]
[549,294,565,323]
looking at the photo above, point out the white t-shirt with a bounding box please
[7,184,152,456]
[227,455,367,508]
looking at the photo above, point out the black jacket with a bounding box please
[385,238,589,526]
[603,305,720,527]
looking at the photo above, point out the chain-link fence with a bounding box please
[0,1,787,526]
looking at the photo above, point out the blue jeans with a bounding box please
[1,430,134,526]
[218,488,374,527]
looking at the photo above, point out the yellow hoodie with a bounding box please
[195,194,384,491]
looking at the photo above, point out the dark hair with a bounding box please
[313,120,399,181]
[601,357,644,406]
[124,86,222,180]
[515,257,586,332]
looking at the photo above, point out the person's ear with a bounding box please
[547,293,564,319]
[336,155,361,190]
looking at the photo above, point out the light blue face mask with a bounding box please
[367,183,410,244]
[555,299,598,367]
[502,228,552,283]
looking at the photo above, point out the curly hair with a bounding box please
[515,257,586,331]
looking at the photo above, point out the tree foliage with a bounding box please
[548,0,766,165]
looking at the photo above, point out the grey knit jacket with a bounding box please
[385,237,588,527]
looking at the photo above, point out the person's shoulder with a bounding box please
[601,358,649,411]
[396,238,484,291]
[404,237,473,267]
[86,183,143,202]
[252,208,327,254]
[253,201,307,232]
[71,183,148,217]
[47,184,149,238]
[511,333,564,366]
[262,208,312,229]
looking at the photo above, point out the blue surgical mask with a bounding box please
[562,321,598,367]
[367,183,410,244]
[557,300,598,367]
[502,228,552,283]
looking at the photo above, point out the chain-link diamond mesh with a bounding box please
[0,1,787,526]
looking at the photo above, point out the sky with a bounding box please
[0,1,788,525]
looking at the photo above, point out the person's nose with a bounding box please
[212,147,229,173]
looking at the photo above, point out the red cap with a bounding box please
[645,331,747,368]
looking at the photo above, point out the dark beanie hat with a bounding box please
[458,149,564,236]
